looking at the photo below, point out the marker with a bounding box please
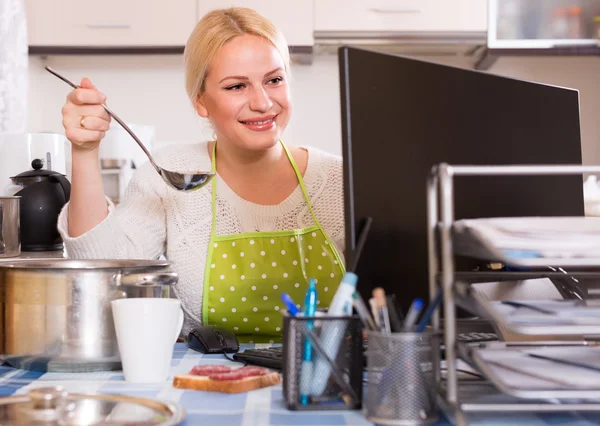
[300,279,318,405]
[402,298,424,332]
[281,293,300,316]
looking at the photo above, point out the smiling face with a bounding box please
[195,34,291,152]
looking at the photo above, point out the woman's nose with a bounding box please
[248,86,273,112]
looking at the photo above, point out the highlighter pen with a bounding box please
[281,293,301,317]
[309,272,358,396]
[300,279,318,405]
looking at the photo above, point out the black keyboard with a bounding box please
[233,347,283,370]
[233,332,497,370]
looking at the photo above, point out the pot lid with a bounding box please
[0,386,186,425]
[10,159,64,180]
[0,259,171,270]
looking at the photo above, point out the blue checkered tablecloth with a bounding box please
[1,344,599,426]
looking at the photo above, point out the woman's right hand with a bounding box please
[61,78,111,151]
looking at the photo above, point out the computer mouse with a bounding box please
[187,325,240,354]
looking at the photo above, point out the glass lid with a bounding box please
[0,386,186,425]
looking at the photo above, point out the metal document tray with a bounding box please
[470,342,600,400]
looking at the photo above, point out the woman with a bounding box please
[58,7,345,337]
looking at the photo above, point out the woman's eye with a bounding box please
[225,84,245,91]
[268,77,283,84]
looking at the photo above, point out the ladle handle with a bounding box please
[99,103,160,173]
[44,66,161,174]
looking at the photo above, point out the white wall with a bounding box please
[27,53,343,155]
[27,51,600,164]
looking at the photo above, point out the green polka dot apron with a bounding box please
[203,141,346,337]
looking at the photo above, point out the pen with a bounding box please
[369,297,380,328]
[386,294,403,332]
[501,300,556,315]
[300,279,318,405]
[349,216,373,273]
[402,298,424,332]
[416,289,443,332]
[281,293,301,316]
[352,292,377,331]
[373,288,391,334]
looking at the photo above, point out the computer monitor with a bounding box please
[339,46,584,314]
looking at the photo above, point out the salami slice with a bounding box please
[236,366,269,377]
[190,365,232,376]
[208,366,270,381]
[209,371,246,381]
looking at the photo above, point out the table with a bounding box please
[0,344,597,426]
[0,343,375,426]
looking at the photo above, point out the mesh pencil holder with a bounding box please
[365,330,438,425]
[282,312,364,411]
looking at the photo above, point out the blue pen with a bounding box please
[416,289,443,332]
[300,279,318,405]
[402,298,424,332]
[281,293,300,317]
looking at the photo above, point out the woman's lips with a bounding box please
[239,115,277,131]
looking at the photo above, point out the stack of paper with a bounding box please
[475,347,600,391]
[485,300,600,335]
[453,217,600,264]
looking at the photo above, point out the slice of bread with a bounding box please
[173,371,281,393]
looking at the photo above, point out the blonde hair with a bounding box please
[184,7,290,104]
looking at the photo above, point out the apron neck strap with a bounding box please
[279,142,319,222]
[210,142,218,238]
[210,140,320,228]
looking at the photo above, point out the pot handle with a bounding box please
[116,272,178,287]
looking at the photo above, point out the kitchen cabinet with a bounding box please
[314,0,487,33]
[488,0,600,48]
[196,1,314,46]
[25,0,197,48]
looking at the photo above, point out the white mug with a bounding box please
[111,298,184,383]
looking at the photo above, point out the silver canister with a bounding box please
[365,331,438,425]
[0,259,178,372]
[0,196,20,258]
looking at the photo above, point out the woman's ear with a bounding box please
[194,96,209,118]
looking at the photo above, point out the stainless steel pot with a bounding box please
[0,259,178,372]
[0,197,20,258]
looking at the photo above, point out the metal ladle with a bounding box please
[45,66,215,192]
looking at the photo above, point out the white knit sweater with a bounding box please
[57,142,345,334]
